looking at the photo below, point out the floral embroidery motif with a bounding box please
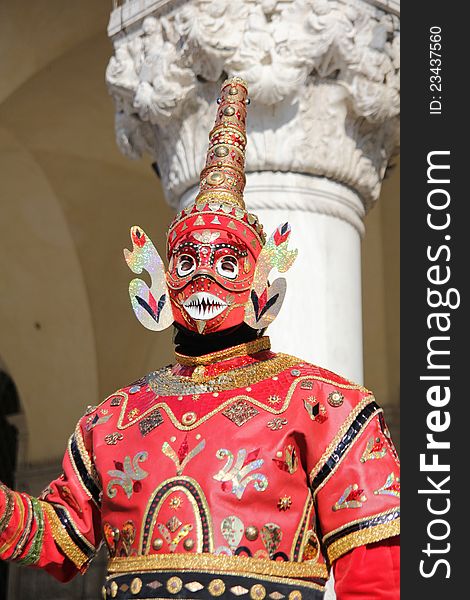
[105,432,124,445]
[267,395,281,404]
[360,436,387,463]
[222,400,259,426]
[272,444,298,474]
[213,448,268,499]
[332,484,367,511]
[303,397,327,423]
[374,472,400,497]
[106,451,149,499]
[162,435,206,475]
[267,418,288,431]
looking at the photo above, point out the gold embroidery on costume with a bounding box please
[162,436,206,475]
[175,337,270,366]
[107,553,329,581]
[360,436,387,463]
[277,496,292,511]
[266,418,288,431]
[332,484,367,511]
[374,472,400,497]
[106,452,149,499]
[213,448,268,499]
[326,518,400,563]
[303,397,327,424]
[139,476,214,555]
[223,400,259,426]
[272,445,298,474]
[42,503,88,569]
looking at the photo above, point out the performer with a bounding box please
[0,78,399,599]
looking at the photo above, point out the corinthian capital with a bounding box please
[106,0,400,210]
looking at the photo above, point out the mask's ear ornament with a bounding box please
[244,222,298,329]
[124,226,174,331]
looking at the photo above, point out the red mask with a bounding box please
[166,228,257,334]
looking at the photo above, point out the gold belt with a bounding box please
[107,553,329,581]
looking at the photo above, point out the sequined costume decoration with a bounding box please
[0,79,400,599]
[0,338,400,598]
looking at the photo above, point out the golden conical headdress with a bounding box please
[196,77,248,208]
[167,78,265,258]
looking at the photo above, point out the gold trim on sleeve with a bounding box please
[326,518,400,563]
[74,423,101,488]
[42,502,88,569]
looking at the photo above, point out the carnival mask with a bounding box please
[123,77,297,336]
[124,220,297,335]
[166,228,255,334]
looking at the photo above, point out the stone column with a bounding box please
[106,0,400,384]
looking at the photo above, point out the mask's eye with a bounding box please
[176,254,196,277]
[216,255,239,279]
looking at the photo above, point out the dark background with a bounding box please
[401,4,465,597]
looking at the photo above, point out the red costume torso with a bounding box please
[1,338,400,599]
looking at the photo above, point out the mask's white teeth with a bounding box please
[183,292,227,321]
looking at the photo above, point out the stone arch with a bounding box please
[0,126,99,461]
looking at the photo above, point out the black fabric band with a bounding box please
[323,509,400,549]
[104,570,325,600]
[70,434,101,506]
[52,503,95,559]
[173,323,261,357]
[310,401,380,493]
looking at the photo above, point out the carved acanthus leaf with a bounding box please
[106,0,400,209]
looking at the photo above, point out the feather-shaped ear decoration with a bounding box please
[244,222,298,329]
[124,226,174,331]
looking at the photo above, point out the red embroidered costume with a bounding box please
[0,79,399,600]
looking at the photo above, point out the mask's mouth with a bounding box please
[183,292,228,321]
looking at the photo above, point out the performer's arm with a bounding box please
[305,380,400,596]
[333,537,400,600]
[0,415,102,581]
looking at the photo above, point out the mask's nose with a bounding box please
[191,270,217,289]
